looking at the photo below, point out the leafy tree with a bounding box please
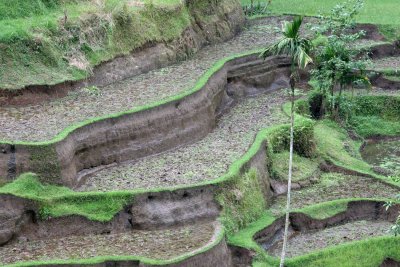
[310,0,371,121]
[261,16,312,267]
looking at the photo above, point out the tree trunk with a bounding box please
[279,66,295,267]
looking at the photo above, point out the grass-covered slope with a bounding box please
[349,95,400,137]
[283,236,400,267]
[271,151,319,183]
[0,0,239,90]
[286,93,400,183]
[241,0,400,25]
[241,0,400,40]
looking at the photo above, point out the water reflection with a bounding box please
[361,138,400,173]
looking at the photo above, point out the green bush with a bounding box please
[294,98,311,117]
[267,118,316,158]
[351,95,400,119]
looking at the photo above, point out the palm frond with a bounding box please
[282,16,303,39]
[261,16,313,69]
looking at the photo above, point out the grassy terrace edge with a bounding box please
[2,224,225,267]
[2,96,399,221]
[228,198,400,267]
[2,88,399,220]
[0,115,312,266]
[0,115,313,221]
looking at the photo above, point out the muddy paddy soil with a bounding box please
[78,89,289,191]
[0,17,285,142]
[266,220,392,258]
[362,138,400,174]
[0,222,216,266]
[269,173,399,217]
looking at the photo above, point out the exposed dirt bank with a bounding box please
[0,183,224,245]
[368,44,400,60]
[381,258,400,267]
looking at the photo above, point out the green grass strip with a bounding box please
[295,199,348,220]
[228,211,276,250]
[2,94,399,221]
[285,236,400,267]
[253,236,400,267]
[314,119,400,187]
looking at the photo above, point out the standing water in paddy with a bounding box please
[361,139,400,173]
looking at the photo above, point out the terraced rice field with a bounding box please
[78,89,289,191]
[267,220,392,258]
[269,173,399,217]
[0,222,218,266]
[0,17,284,142]
[1,0,400,265]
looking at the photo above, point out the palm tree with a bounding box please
[261,16,312,267]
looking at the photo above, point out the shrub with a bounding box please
[268,119,316,158]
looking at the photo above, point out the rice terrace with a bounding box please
[0,0,400,266]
